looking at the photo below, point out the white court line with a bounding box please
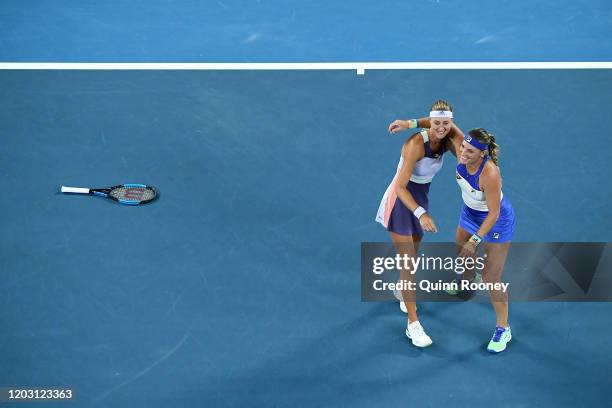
[1,62,612,73]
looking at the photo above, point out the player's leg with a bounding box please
[390,232,418,321]
[395,235,422,313]
[483,241,512,352]
[445,226,482,295]
[390,231,432,347]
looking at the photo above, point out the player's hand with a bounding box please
[388,120,407,133]
[419,213,438,233]
[459,241,478,258]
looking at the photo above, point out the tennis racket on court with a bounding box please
[60,184,158,205]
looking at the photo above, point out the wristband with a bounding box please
[407,119,418,129]
[469,234,483,246]
[413,206,426,219]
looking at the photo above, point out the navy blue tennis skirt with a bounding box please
[386,181,430,236]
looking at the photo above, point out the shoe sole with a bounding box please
[405,329,433,347]
[487,334,512,353]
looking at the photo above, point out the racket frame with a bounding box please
[61,183,158,205]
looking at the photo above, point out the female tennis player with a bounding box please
[455,128,515,353]
[376,100,463,347]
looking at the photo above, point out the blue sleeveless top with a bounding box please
[456,156,488,191]
[456,157,511,213]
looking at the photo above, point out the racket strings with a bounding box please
[110,187,155,202]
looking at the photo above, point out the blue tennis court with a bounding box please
[1,1,612,407]
[1,0,611,62]
[1,69,611,406]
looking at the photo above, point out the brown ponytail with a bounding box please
[468,128,500,166]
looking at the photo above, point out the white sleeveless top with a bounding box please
[375,130,446,228]
[410,130,445,184]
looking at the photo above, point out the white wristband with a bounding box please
[413,206,427,219]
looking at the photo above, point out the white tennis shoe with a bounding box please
[405,320,433,347]
[398,301,418,313]
[393,286,403,301]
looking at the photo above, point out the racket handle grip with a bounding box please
[61,186,90,194]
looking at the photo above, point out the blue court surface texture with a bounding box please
[2,0,612,407]
[1,69,611,407]
[1,0,612,62]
